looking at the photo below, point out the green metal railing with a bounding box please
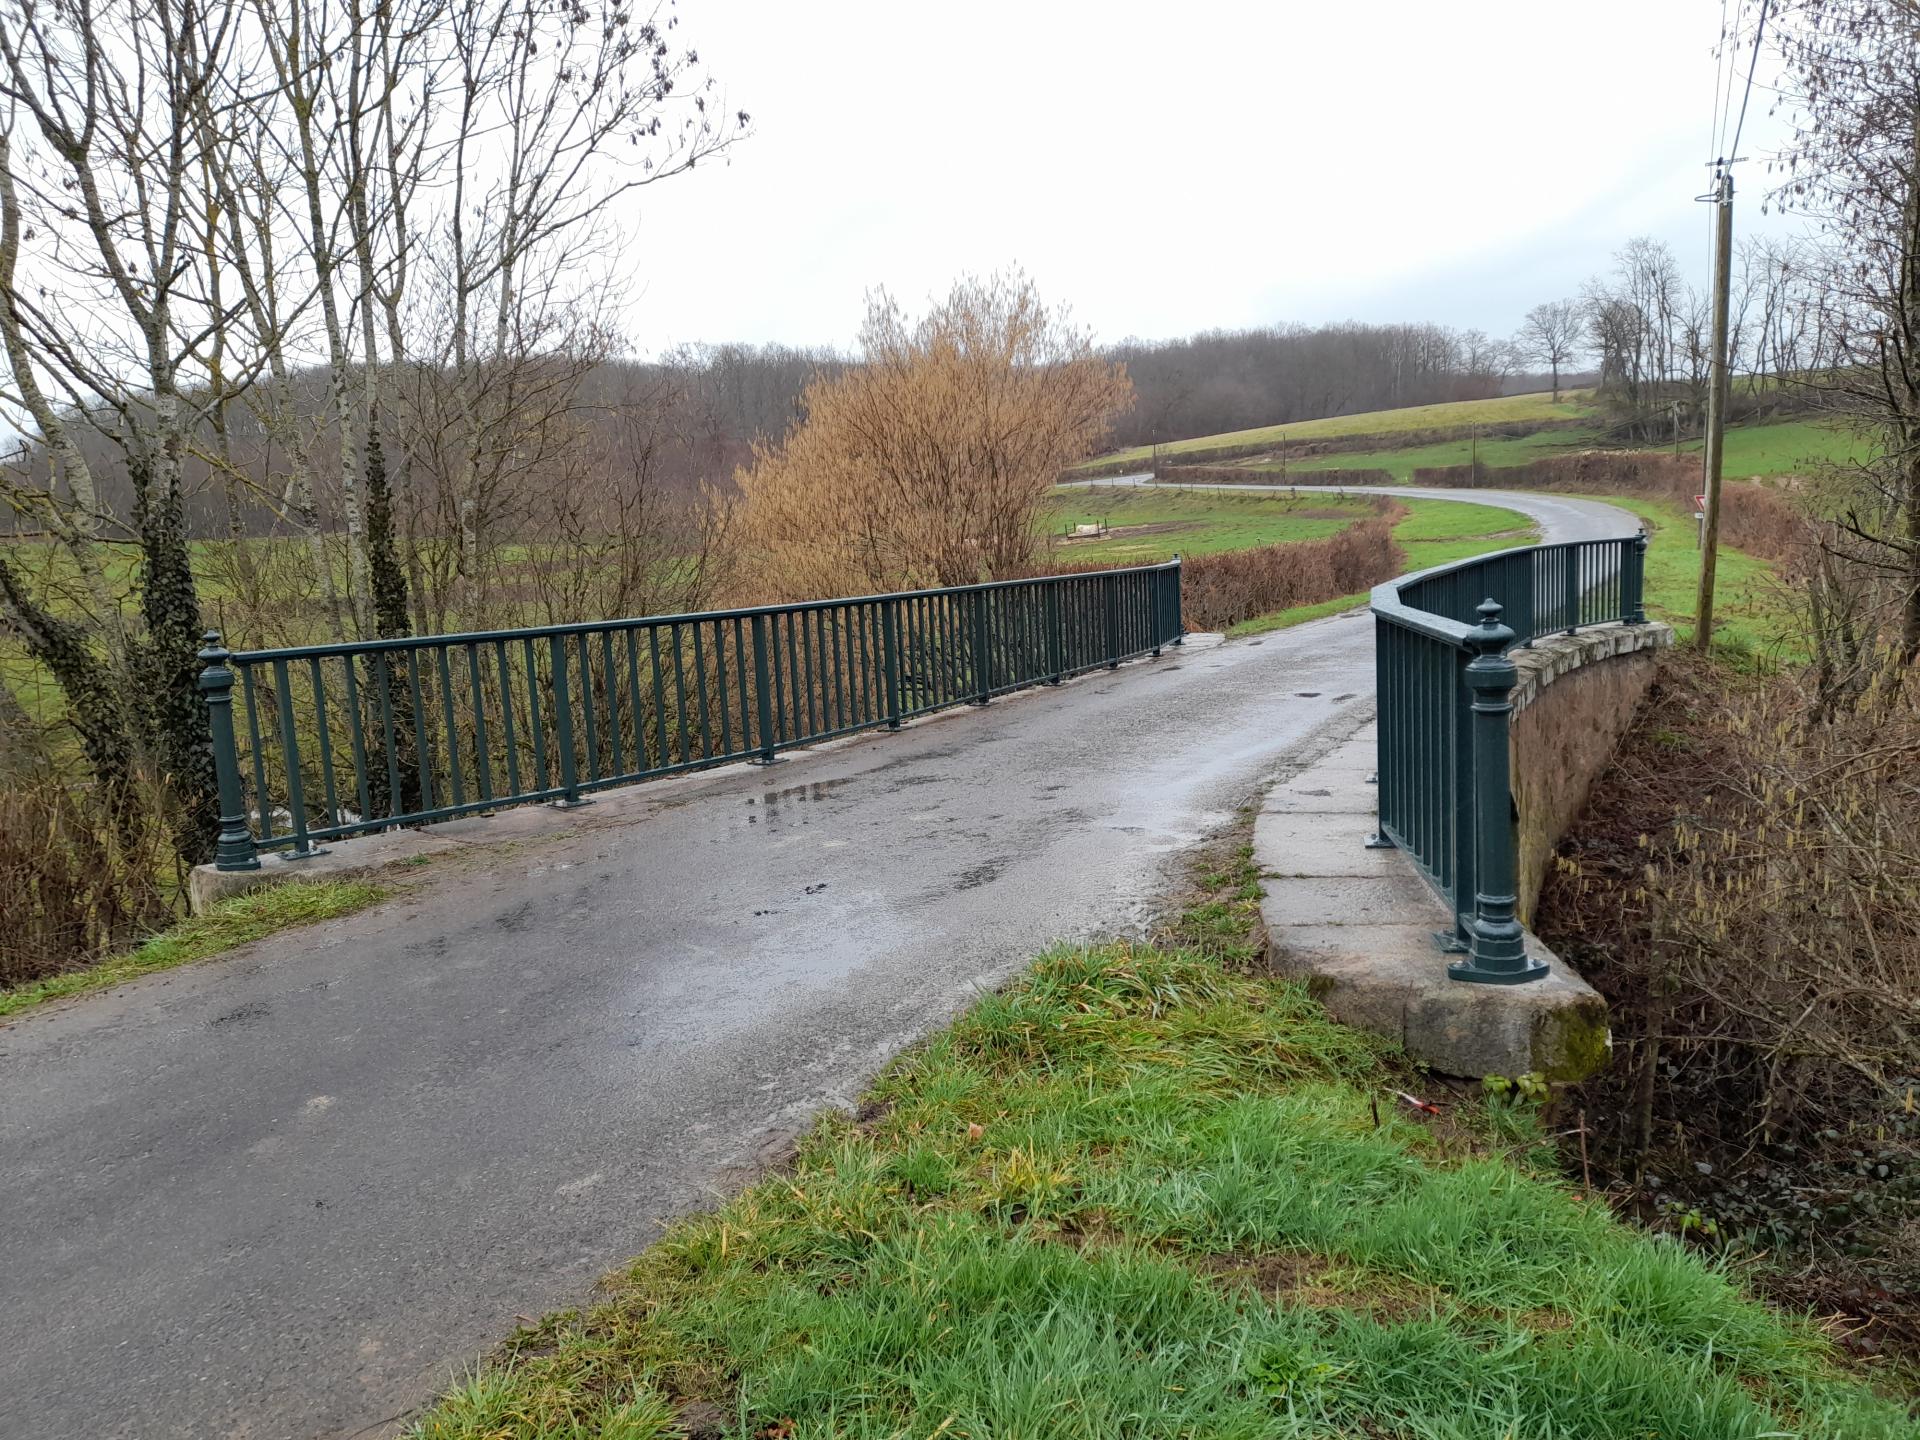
[199,560,1184,871]
[1370,533,1647,983]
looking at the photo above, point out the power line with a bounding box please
[1710,0,1733,161]
[1726,0,1773,164]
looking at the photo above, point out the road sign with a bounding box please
[1693,493,1708,512]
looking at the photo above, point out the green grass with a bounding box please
[1044,488,1381,562]
[1228,590,1373,637]
[1562,493,1796,663]
[0,879,388,1017]
[1079,391,1600,471]
[1677,416,1870,479]
[411,855,1911,1439]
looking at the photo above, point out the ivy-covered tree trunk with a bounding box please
[130,452,217,865]
[363,414,423,818]
[0,550,142,840]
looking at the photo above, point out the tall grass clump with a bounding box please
[0,776,175,987]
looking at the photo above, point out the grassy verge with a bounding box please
[1562,492,1795,664]
[0,879,388,1018]
[412,845,1910,1439]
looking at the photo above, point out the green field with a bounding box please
[1564,493,1795,663]
[1081,391,1599,470]
[1677,417,1869,480]
[1049,485,1535,567]
[1045,488,1383,562]
[1265,426,1600,482]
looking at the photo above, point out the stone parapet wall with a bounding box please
[1508,622,1674,924]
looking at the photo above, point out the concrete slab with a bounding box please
[1262,783,1377,814]
[1262,873,1445,927]
[187,827,461,911]
[1257,718,1610,1081]
[1256,826,1411,881]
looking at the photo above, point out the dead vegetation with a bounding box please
[1536,648,1920,1359]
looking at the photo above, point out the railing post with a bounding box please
[1625,532,1649,625]
[1045,581,1064,684]
[198,632,261,873]
[881,599,903,730]
[751,611,780,763]
[549,633,588,805]
[1150,567,1163,658]
[1450,599,1547,985]
[1169,554,1184,646]
[971,588,992,704]
[1104,571,1120,669]
[1365,614,1397,850]
[1563,545,1579,635]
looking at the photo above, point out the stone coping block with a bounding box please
[1510,621,1673,712]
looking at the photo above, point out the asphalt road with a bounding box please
[0,487,1636,1440]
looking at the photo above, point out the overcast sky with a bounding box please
[620,0,1802,356]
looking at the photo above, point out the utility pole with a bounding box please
[1694,164,1735,652]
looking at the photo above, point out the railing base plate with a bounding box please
[1447,955,1550,986]
[1432,929,1469,955]
[1363,832,1395,850]
[550,796,595,808]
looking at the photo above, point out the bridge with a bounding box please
[0,488,1664,1438]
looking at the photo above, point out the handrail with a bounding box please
[1370,532,1648,983]
[198,560,1185,872]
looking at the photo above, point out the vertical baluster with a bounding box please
[340,655,372,825]
[724,617,745,757]
[549,633,583,805]
[467,645,494,803]
[671,621,692,765]
[273,658,322,856]
[624,628,648,774]
[522,637,550,793]
[602,629,624,777]
[817,608,839,732]
[241,664,273,843]
[494,640,521,799]
[373,652,403,820]
[648,626,670,766]
[307,657,341,831]
[407,645,436,814]
[436,644,465,808]
[575,633,600,783]
[751,611,777,763]
[692,620,712,760]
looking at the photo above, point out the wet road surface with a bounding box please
[0,488,1635,1439]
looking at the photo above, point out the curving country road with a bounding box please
[0,486,1637,1440]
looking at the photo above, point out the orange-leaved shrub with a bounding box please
[733,273,1132,601]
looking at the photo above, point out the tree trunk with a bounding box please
[130,443,217,865]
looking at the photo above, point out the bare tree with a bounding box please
[0,0,746,883]
[1775,0,1920,660]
